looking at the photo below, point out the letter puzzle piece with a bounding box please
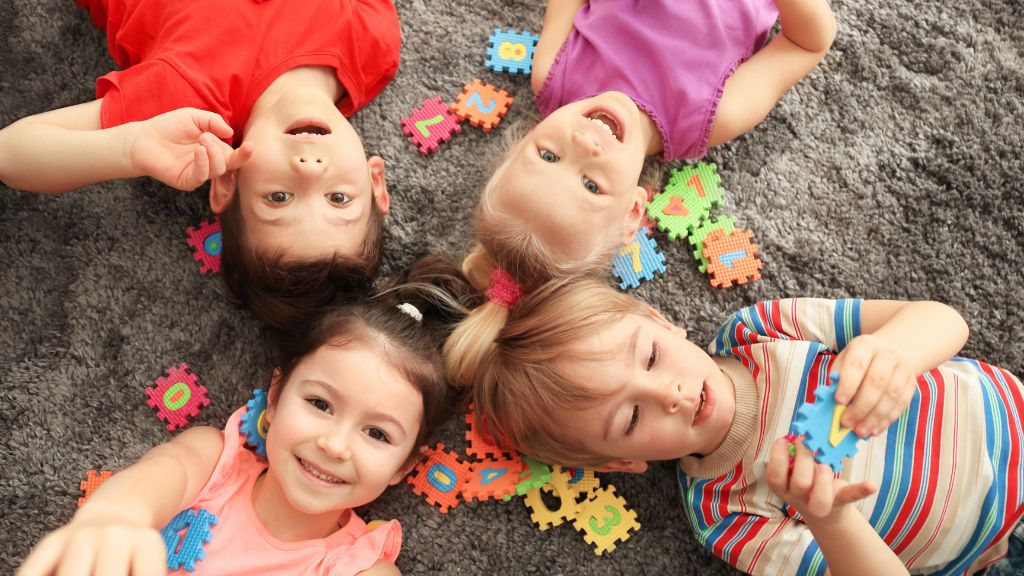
[791,375,861,472]
[702,228,763,288]
[77,469,113,508]
[688,216,736,273]
[573,485,641,555]
[524,465,580,531]
[485,28,539,75]
[504,455,553,501]
[401,96,462,155]
[647,162,724,241]
[185,217,222,274]
[161,508,218,573]
[407,443,472,513]
[451,79,514,133]
[462,456,525,501]
[465,407,513,460]
[555,465,600,499]
[239,388,269,459]
[146,363,210,431]
[612,228,667,290]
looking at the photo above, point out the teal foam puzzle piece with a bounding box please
[791,374,861,472]
[161,508,218,572]
[611,228,667,290]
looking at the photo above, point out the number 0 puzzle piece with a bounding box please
[451,79,514,132]
[161,508,218,572]
[702,228,763,288]
[185,217,222,274]
[791,375,862,472]
[523,466,580,531]
[401,96,462,155]
[407,443,471,513]
[78,469,113,508]
[647,162,724,241]
[572,485,641,555]
[146,363,210,431]
[611,228,667,290]
[485,29,539,75]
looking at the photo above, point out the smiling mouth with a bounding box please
[693,385,707,424]
[586,111,623,142]
[284,118,332,136]
[299,458,346,485]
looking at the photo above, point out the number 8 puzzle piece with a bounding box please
[485,28,539,75]
[451,79,513,133]
[401,96,462,155]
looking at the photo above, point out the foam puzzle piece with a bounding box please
[185,217,222,274]
[146,363,210,431]
[451,79,513,132]
[792,375,861,472]
[161,508,218,572]
[78,469,113,508]
[572,485,641,555]
[702,229,763,288]
[485,28,539,75]
[401,96,462,155]
[640,185,659,237]
[465,408,513,460]
[239,388,269,459]
[407,443,472,513]
[688,216,737,273]
[647,162,724,241]
[554,465,600,499]
[462,456,525,501]
[523,466,579,531]
[612,228,667,290]
[507,455,552,499]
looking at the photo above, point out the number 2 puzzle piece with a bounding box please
[146,363,210,431]
[523,465,579,531]
[185,217,222,274]
[401,96,462,155]
[572,485,641,556]
[611,228,667,290]
[702,228,763,288]
[462,456,524,501]
[239,388,269,459]
[161,508,218,573]
[407,443,471,513]
[78,469,113,508]
[451,79,514,133]
[688,216,737,273]
[791,375,862,472]
[647,162,724,241]
[485,28,539,75]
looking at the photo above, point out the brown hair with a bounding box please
[218,192,386,332]
[444,278,644,467]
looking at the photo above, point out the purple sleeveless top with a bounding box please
[535,0,779,160]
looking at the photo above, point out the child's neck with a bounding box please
[252,468,350,541]
[248,66,346,124]
[637,108,664,156]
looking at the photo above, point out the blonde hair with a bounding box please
[444,278,645,467]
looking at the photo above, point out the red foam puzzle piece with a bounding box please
[401,96,462,155]
[146,363,210,431]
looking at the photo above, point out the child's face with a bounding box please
[214,88,390,261]
[263,342,422,516]
[557,309,735,466]
[488,92,648,259]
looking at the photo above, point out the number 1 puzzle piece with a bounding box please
[407,443,471,513]
[485,29,539,75]
[791,375,862,472]
[161,508,218,573]
[146,363,210,431]
[702,228,763,288]
[647,162,724,241]
[572,485,641,555]
[185,217,222,274]
[78,469,114,508]
[401,96,462,155]
[451,79,514,132]
[611,228,667,290]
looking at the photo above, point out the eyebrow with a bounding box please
[602,325,641,441]
[303,379,409,438]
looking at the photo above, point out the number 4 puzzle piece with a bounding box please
[451,79,514,133]
[407,443,471,513]
[146,363,210,431]
[462,456,524,502]
[572,485,641,555]
[485,28,539,75]
[401,96,462,155]
[791,375,862,472]
[702,228,763,288]
[611,227,667,290]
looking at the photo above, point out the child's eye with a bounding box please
[538,149,558,163]
[583,176,600,194]
[625,406,640,436]
[306,398,331,413]
[647,342,659,371]
[365,427,392,444]
[265,191,293,204]
[325,192,351,206]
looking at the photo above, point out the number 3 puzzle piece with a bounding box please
[572,485,640,555]
[451,79,514,132]
[791,375,862,472]
[611,228,667,290]
[401,96,462,155]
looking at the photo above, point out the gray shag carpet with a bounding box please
[2,0,1023,574]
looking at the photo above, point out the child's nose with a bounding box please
[572,129,602,156]
[665,381,684,413]
[316,429,352,460]
[293,155,327,172]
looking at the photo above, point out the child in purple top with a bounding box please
[462,0,835,298]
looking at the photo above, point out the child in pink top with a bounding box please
[17,258,476,576]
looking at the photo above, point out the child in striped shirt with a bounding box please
[444,278,1024,575]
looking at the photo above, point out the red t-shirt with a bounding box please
[76,0,401,143]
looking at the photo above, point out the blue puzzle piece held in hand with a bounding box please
[161,508,218,572]
[612,228,667,290]
[791,374,861,472]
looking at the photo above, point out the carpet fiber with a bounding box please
[2,0,1022,574]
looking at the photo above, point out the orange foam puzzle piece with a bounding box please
[451,79,514,132]
[78,470,113,508]
[702,228,763,288]
[465,408,513,460]
[462,455,524,501]
[407,443,471,513]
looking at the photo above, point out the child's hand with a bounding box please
[128,108,254,191]
[17,512,167,576]
[765,437,876,524]
[833,334,917,438]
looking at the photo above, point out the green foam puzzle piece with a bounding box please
[646,162,724,241]
[688,216,737,273]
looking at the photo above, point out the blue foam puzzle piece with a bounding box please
[611,228,667,290]
[791,374,861,472]
[485,29,539,75]
[240,388,268,459]
[161,508,218,572]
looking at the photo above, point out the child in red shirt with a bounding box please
[0,0,402,331]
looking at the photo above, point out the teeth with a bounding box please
[588,116,615,136]
[300,459,344,484]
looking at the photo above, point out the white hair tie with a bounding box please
[396,302,423,323]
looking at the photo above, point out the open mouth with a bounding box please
[693,384,708,425]
[298,457,346,485]
[285,118,332,136]
[586,110,623,142]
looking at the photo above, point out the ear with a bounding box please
[368,156,390,214]
[643,304,686,339]
[209,170,238,214]
[619,185,647,245]
[594,459,648,474]
[265,369,283,424]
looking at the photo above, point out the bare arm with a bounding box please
[708,0,837,146]
[531,0,588,94]
[358,560,401,576]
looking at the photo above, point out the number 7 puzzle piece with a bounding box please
[611,227,667,290]
[451,79,514,132]
[791,375,862,472]
[401,96,462,155]
[572,485,641,555]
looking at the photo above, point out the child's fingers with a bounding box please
[226,141,255,171]
[788,440,816,497]
[834,481,877,506]
[187,145,210,189]
[15,529,67,576]
[56,529,97,576]
[806,464,836,518]
[194,110,234,140]
[765,437,792,493]
[843,355,895,434]
[94,535,132,576]
[199,133,228,177]
[133,530,169,576]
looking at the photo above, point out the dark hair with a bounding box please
[272,255,483,457]
[219,193,386,332]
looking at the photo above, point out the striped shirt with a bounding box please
[678,298,1024,575]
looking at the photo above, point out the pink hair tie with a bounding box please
[486,268,525,308]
